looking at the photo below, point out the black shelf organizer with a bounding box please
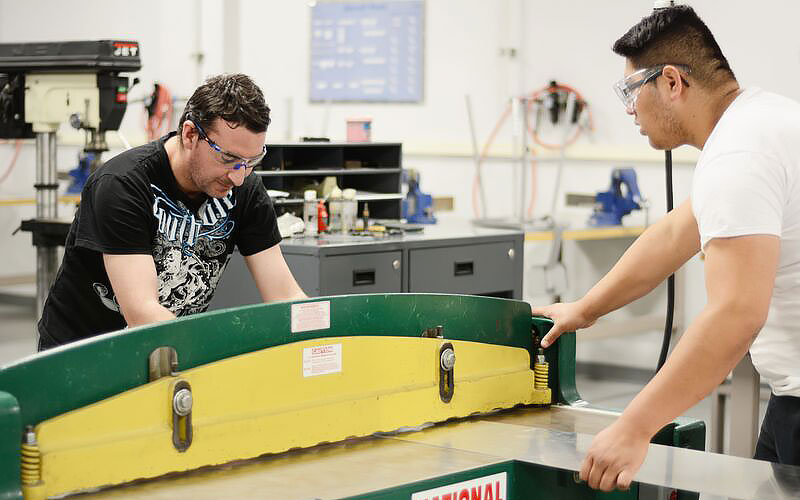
[257,142,403,219]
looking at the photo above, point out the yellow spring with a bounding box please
[20,442,41,485]
[534,362,549,390]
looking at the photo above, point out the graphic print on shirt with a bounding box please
[150,185,236,316]
[92,283,120,312]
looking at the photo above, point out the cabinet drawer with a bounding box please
[409,242,517,294]
[320,251,402,295]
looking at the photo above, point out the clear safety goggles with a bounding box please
[613,64,690,113]
[191,119,267,171]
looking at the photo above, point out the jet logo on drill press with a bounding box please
[113,42,139,57]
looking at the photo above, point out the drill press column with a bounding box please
[34,132,57,315]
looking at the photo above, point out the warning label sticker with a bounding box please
[291,301,330,333]
[302,343,342,377]
[411,472,507,500]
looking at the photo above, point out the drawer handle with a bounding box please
[454,261,474,276]
[353,269,376,286]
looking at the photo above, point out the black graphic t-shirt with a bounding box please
[38,132,281,345]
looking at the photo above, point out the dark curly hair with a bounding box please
[613,5,736,88]
[178,73,271,139]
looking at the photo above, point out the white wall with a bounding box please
[0,1,797,361]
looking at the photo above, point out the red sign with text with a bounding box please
[411,472,507,500]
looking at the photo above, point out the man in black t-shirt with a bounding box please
[38,74,307,349]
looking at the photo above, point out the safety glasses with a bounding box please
[613,64,690,113]
[191,120,267,171]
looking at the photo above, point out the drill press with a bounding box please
[0,40,141,315]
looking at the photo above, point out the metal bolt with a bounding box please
[24,426,36,445]
[69,113,83,129]
[440,347,456,371]
[173,388,193,416]
[508,248,515,259]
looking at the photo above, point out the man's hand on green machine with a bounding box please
[532,301,597,348]
[580,418,649,492]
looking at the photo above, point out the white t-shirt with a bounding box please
[692,87,800,397]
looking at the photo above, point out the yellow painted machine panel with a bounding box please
[34,336,550,498]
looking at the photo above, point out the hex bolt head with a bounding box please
[173,388,193,416]
[24,426,37,445]
[440,348,456,371]
[69,113,83,130]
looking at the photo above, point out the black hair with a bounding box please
[613,5,736,87]
[178,73,271,139]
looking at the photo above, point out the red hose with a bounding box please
[472,81,594,219]
[0,140,22,185]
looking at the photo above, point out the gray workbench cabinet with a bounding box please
[209,222,523,308]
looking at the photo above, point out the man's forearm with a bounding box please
[283,288,308,300]
[580,201,699,321]
[617,305,757,438]
[620,233,778,438]
[123,301,176,328]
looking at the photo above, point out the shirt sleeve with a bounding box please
[692,151,784,250]
[73,173,153,254]
[234,177,282,256]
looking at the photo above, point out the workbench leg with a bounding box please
[710,355,761,456]
[710,387,726,453]
[728,355,761,458]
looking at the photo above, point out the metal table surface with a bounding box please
[279,218,523,253]
[67,406,800,500]
[400,411,800,500]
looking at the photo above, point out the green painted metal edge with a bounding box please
[340,460,639,500]
[0,391,22,500]
[648,421,703,500]
[673,418,706,451]
[344,461,514,500]
[513,460,639,500]
[650,423,677,447]
[532,316,581,405]
[343,459,639,500]
[673,419,706,500]
[0,294,543,428]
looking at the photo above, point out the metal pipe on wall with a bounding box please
[519,97,529,223]
[222,0,241,74]
[510,97,522,218]
[193,0,204,87]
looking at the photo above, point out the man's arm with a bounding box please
[243,244,308,301]
[580,233,780,491]
[536,198,701,346]
[103,254,176,328]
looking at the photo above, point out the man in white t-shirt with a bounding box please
[533,4,800,492]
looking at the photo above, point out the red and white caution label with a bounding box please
[291,300,330,333]
[411,472,507,500]
[302,343,342,377]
